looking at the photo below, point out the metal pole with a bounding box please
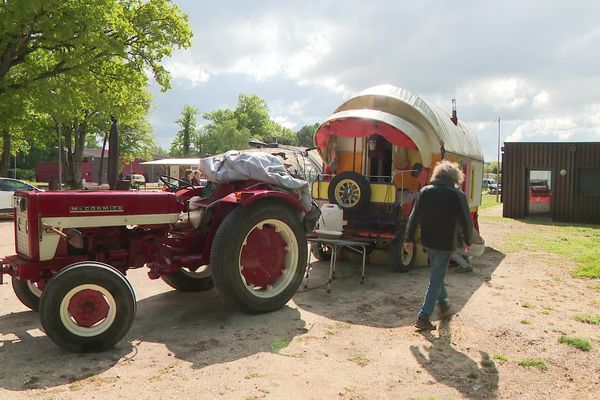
[13,153,16,178]
[58,124,62,190]
[496,117,500,203]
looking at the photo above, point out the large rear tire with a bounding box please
[210,200,307,314]
[390,231,417,273]
[39,261,136,353]
[161,266,214,292]
[12,278,43,311]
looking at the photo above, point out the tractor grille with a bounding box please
[15,198,30,257]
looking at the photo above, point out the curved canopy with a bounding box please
[315,85,483,166]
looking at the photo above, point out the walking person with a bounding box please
[403,160,473,330]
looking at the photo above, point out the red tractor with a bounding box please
[1,155,315,352]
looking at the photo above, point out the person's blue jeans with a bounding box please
[418,248,450,319]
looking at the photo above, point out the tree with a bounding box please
[296,123,319,148]
[0,0,192,175]
[170,105,198,157]
[0,0,191,94]
[201,118,250,156]
[233,94,272,139]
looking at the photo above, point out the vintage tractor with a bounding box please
[1,151,316,353]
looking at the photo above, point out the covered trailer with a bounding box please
[312,85,484,269]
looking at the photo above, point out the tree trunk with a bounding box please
[71,120,87,189]
[63,119,75,186]
[98,130,109,184]
[0,129,11,177]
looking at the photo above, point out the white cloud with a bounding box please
[273,115,296,130]
[458,77,547,111]
[165,56,210,86]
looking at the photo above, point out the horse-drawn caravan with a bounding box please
[312,85,484,269]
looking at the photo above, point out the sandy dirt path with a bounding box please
[0,206,598,399]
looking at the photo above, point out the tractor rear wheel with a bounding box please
[39,261,136,353]
[210,200,307,314]
[12,277,44,311]
[161,266,214,292]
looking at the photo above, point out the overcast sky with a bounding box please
[149,0,600,161]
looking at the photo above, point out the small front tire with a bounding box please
[39,261,136,353]
[12,278,43,311]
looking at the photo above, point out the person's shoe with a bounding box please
[455,264,472,273]
[438,303,453,317]
[415,317,436,331]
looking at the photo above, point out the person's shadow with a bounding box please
[410,318,499,399]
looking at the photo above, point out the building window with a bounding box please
[577,168,600,195]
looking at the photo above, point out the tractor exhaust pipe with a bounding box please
[107,116,120,190]
[451,99,458,125]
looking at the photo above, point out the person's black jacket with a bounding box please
[404,177,473,251]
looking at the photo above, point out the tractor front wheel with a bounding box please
[39,261,136,353]
[12,278,44,311]
[210,201,307,314]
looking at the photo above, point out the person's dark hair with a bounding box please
[183,169,193,177]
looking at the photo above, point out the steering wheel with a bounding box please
[159,175,193,192]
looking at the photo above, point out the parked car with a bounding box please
[489,182,502,195]
[0,178,42,213]
[482,178,496,190]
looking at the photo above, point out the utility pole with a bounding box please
[496,117,500,203]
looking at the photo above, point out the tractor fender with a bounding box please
[218,190,307,212]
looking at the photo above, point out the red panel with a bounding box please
[28,191,183,218]
[315,118,418,150]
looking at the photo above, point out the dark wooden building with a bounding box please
[503,142,600,223]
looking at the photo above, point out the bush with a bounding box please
[6,168,36,181]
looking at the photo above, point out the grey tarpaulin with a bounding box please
[199,151,311,210]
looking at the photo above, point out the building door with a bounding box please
[527,170,552,216]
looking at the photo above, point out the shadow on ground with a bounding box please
[0,289,305,391]
[294,246,506,329]
[411,319,499,399]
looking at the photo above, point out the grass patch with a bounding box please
[521,301,535,309]
[480,193,502,210]
[518,358,548,370]
[481,358,495,368]
[574,314,600,325]
[270,338,289,354]
[495,222,600,278]
[493,353,508,362]
[520,319,531,325]
[589,283,600,291]
[559,336,592,351]
[349,353,369,367]
[467,368,479,379]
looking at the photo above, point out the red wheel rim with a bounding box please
[67,289,110,328]
[238,219,299,298]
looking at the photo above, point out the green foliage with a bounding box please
[296,123,319,147]
[558,336,592,351]
[170,105,199,157]
[481,357,495,368]
[270,338,289,354]
[0,0,192,94]
[480,193,501,210]
[493,353,508,362]
[201,118,250,155]
[0,0,192,183]
[199,93,296,154]
[6,168,35,181]
[518,358,548,370]
[574,314,600,325]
